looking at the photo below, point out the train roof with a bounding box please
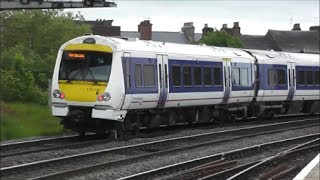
[246,49,319,65]
[64,35,253,59]
[63,35,319,64]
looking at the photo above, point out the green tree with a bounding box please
[199,31,244,48]
[0,10,91,104]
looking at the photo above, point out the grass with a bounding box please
[1,101,65,141]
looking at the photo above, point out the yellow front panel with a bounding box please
[59,81,107,102]
[64,44,113,53]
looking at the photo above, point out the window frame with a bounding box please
[240,68,249,86]
[232,67,241,86]
[315,71,320,85]
[213,67,222,86]
[172,65,181,87]
[297,70,305,85]
[143,64,155,87]
[193,66,202,87]
[183,65,192,87]
[203,66,212,86]
[306,71,314,85]
[135,64,143,87]
[277,69,286,85]
[268,68,276,86]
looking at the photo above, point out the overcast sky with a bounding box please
[68,0,320,35]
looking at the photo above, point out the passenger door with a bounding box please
[287,62,296,101]
[156,54,169,108]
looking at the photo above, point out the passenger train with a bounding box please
[51,35,320,136]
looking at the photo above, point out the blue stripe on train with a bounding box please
[122,57,158,94]
[296,65,320,90]
[168,59,224,93]
[258,64,288,90]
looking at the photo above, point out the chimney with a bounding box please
[202,24,214,38]
[103,20,113,26]
[292,23,301,31]
[91,19,120,37]
[181,22,195,42]
[232,22,241,36]
[310,26,320,31]
[138,20,152,40]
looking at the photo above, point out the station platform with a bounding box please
[293,154,319,180]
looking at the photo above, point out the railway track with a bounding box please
[226,139,319,180]
[0,133,110,158]
[120,136,319,180]
[1,117,318,179]
[1,113,317,158]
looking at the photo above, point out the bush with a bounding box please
[0,10,91,104]
[199,31,244,48]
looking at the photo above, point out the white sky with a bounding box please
[67,0,320,35]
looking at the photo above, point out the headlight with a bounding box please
[97,92,111,101]
[53,89,65,99]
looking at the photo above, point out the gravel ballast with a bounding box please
[2,120,306,167]
[4,126,317,180]
[69,127,319,180]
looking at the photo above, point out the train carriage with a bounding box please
[51,35,319,135]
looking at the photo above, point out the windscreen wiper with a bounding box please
[87,68,98,85]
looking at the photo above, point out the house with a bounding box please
[79,19,319,53]
[221,22,319,54]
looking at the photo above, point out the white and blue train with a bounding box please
[51,35,320,135]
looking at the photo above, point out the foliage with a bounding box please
[199,31,244,48]
[1,102,65,141]
[0,10,91,104]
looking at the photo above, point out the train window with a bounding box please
[297,71,305,85]
[232,68,240,85]
[268,69,276,85]
[277,69,286,85]
[204,67,212,86]
[172,66,181,86]
[144,65,155,87]
[306,71,313,85]
[315,71,320,85]
[135,64,142,87]
[183,66,192,86]
[213,67,222,85]
[194,66,202,86]
[241,68,249,86]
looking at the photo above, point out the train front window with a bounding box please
[59,51,112,83]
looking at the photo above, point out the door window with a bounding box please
[135,64,142,87]
[144,65,155,87]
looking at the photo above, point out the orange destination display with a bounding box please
[68,53,85,59]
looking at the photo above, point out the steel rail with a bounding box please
[1,113,317,158]
[227,139,320,180]
[119,134,319,180]
[14,120,317,179]
[0,133,111,158]
[199,138,320,180]
[0,135,112,158]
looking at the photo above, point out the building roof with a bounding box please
[240,30,319,54]
[240,35,267,50]
[121,31,202,44]
[267,30,319,53]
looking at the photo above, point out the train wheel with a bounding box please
[78,130,86,137]
[115,122,130,140]
[261,110,275,120]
